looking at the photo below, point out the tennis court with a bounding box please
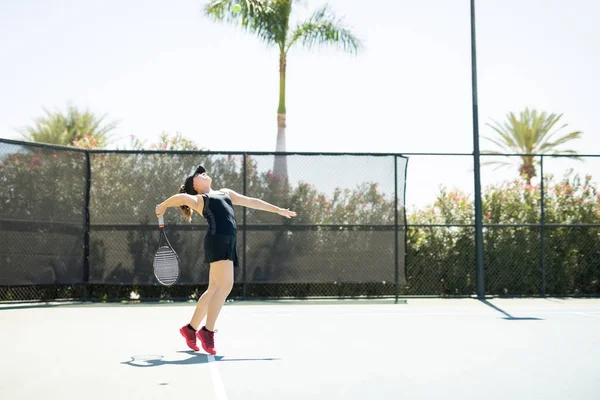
[2,298,599,400]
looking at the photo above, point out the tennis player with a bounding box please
[155,165,296,354]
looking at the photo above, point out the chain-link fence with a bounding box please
[0,142,87,288]
[401,153,600,297]
[1,139,599,301]
[0,139,408,301]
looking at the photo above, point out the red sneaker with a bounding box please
[196,327,217,355]
[179,325,199,351]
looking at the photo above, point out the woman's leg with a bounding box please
[196,259,234,354]
[189,269,219,330]
[204,259,234,331]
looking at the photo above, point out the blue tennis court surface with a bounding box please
[2,298,599,400]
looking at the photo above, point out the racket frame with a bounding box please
[153,216,181,286]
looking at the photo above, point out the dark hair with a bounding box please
[179,174,198,222]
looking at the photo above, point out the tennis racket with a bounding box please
[153,216,181,286]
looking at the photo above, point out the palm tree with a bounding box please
[205,0,361,178]
[483,108,582,184]
[18,105,117,148]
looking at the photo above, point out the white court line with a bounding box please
[574,312,600,319]
[208,355,229,400]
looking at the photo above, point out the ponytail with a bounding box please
[179,173,199,223]
[178,184,193,223]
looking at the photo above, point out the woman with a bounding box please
[155,165,296,354]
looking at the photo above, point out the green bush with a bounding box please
[406,171,600,296]
[2,135,599,299]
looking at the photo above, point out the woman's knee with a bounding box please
[207,286,232,303]
[222,279,234,295]
[204,285,219,298]
[213,278,233,297]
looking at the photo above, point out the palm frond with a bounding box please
[485,118,520,151]
[537,130,582,153]
[480,150,515,171]
[18,105,116,147]
[204,0,287,46]
[482,135,517,154]
[487,108,582,156]
[534,112,563,144]
[483,107,582,182]
[549,149,579,154]
[286,5,362,53]
[544,149,583,161]
[481,159,513,172]
[538,122,569,146]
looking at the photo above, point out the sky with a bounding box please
[1,0,599,208]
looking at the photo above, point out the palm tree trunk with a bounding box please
[274,51,288,179]
[520,156,536,185]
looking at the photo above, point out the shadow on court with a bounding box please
[121,351,281,368]
[479,299,544,320]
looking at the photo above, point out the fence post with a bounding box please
[394,156,399,304]
[83,151,91,300]
[470,0,486,298]
[242,153,247,300]
[540,155,546,296]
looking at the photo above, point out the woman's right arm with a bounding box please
[155,194,203,217]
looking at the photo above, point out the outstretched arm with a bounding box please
[222,189,297,219]
[155,194,203,217]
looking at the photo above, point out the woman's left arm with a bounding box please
[222,189,297,219]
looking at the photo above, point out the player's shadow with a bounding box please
[121,351,281,368]
[479,299,544,320]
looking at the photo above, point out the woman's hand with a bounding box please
[277,208,297,219]
[155,203,167,218]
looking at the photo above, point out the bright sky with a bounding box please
[1,0,599,208]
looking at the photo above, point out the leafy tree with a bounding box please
[406,171,600,295]
[204,0,361,178]
[2,132,599,297]
[483,108,582,184]
[18,105,117,148]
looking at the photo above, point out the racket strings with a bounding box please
[153,246,180,285]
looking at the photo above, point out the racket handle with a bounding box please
[158,216,164,227]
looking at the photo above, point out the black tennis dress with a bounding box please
[200,191,239,267]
